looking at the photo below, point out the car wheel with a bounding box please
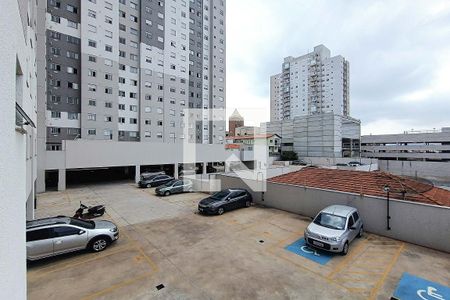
[89,237,109,252]
[217,207,225,215]
[164,191,170,196]
[146,184,151,188]
[245,200,251,207]
[342,242,349,256]
[358,226,363,238]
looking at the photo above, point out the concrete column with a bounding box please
[203,162,207,175]
[135,165,141,183]
[174,163,179,179]
[225,162,231,173]
[58,168,66,191]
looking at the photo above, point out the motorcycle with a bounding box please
[73,202,105,219]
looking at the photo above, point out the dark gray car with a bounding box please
[155,179,193,196]
[138,174,174,188]
[198,189,253,215]
[26,216,119,260]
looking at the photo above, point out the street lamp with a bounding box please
[383,184,391,230]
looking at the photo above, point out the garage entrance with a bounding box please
[66,166,135,187]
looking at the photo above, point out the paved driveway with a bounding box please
[28,181,450,299]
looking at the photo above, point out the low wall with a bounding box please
[379,160,450,182]
[215,174,450,253]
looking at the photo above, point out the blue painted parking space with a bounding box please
[284,237,334,265]
[393,272,450,300]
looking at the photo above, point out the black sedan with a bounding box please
[138,174,174,188]
[198,188,252,215]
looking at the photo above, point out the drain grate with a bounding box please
[156,284,165,290]
[259,240,264,243]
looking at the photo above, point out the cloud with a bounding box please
[226,0,450,134]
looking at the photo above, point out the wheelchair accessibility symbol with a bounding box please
[417,286,445,300]
[300,245,321,256]
[393,273,450,300]
[284,237,333,265]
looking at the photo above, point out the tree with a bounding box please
[281,151,298,161]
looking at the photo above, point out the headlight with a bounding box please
[330,236,341,242]
[110,227,118,233]
[304,228,310,236]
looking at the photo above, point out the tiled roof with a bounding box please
[225,144,241,149]
[226,134,278,140]
[268,167,450,207]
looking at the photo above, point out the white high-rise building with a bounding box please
[270,45,350,121]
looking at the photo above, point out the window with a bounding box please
[51,111,61,118]
[26,229,52,242]
[87,113,96,121]
[66,4,78,13]
[50,127,61,134]
[118,117,125,123]
[88,84,97,92]
[130,15,138,22]
[352,212,360,222]
[67,20,78,28]
[105,1,113,10]
[68,112,78,120]
[88,40,97,48]
[105,30,113,38]
[130,118,137,124]
[88,55,96,62]
[105,45,113,52]
[105,73,112,80]
[118,104,125,110]
[105,87,112,94]
[88,99,96,106]
[104,59,113,66]
[105,16,113,24]
[104,116,112,122]
[88,69,96,77]
[51,15,61,23]
[130,105,137,111]
[105,102,112,108]
[88,129,96,135]
[348,216,355,229]
[88,10,96,18]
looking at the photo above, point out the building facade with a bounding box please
[263,113,361,158]
[39,0,225,148]
[0,0,39,297]
[37,0,226,192]
[361,128,450,161]
[270,45,350,121]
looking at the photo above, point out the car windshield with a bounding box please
[313,213,346,230]
[141,174,157,181]
[70,218,95,229]
[211,190,229,200]
[163,180,178,187]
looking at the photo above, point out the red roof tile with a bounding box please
[268,167,450,207]
[225,144,241,149]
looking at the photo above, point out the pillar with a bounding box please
[135,165,141,183]
[58,168,66,191]
[225,162,231,173]
[174,163,179,179]
[203,162,207,175]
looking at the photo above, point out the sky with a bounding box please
[225,0,450,135]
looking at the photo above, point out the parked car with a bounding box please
[198,188,252,215]
[304,205,363,255]
[348,161,362,167]
[140,171,165,178]
[292,160,308,166]
[156,179,193,196]
[26,216,119,261]
[138,174,174,188]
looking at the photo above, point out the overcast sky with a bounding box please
[226,0,450,134]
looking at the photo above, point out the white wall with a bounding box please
[379,160,450,182]
[0,0,37,298]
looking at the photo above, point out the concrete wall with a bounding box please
[0,0,38,298]
[45,139,239,170]
[215,175,450,253]
[379,160,450,182]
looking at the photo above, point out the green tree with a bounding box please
[281,151,298,161]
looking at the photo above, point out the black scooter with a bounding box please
[73,202,105,219]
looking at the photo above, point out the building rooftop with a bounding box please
[269,167,450,207]
[229,109,244,121]
[226,134,279,140]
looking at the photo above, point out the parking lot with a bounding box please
[29,181,450,299]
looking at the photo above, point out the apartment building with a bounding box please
[40,0,226,148]
[1,0,39,297]
[270,45,350,121]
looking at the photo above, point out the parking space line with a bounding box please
[28,246,133,279]
[368,242,405,300]
[327,239,368,279]
[81,272,153,300]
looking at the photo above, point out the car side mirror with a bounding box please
[78,230,86,235]
[310,216,314,221]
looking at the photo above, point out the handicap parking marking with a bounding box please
[284,237,334,265]
[393,272,450,300]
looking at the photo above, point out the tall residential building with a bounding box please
[40,0,226,150]
[270,45,350,121]
[1,0,38,297]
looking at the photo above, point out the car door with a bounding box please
[352,211,362,231]
[228,191,243,209]
[347,215,357,242]
[173,180,183,193]
[52,225,88,255]
[26,228,55,259]
[151,176,163,186]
